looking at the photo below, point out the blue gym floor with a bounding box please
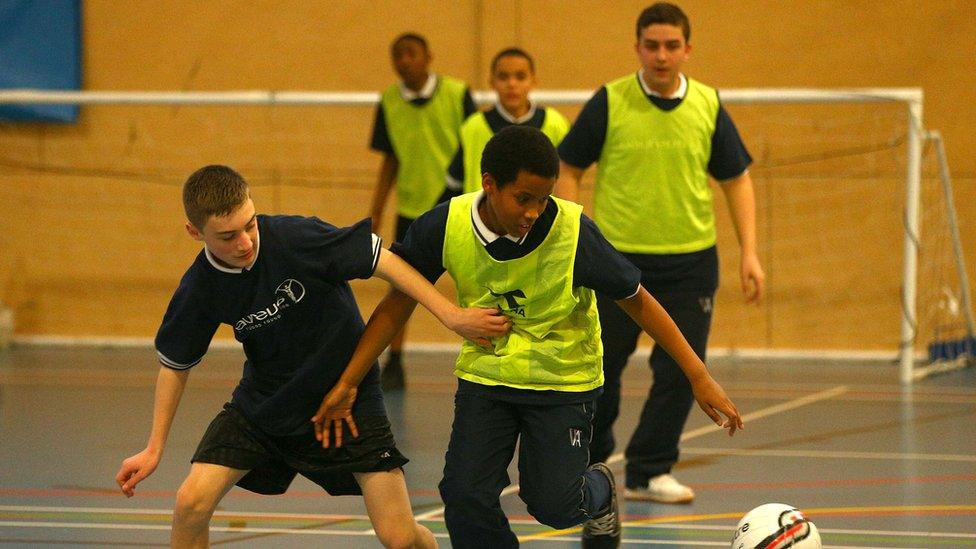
[1,345,974,547]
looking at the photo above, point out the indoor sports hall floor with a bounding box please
[1,345,974,548]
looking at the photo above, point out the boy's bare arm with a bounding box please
[369,154,398,233]
[615,287,743,435]
[719,171,765,304]
[115,366,190,496]
[314,249,511,448]
[312,288,417,447]
[554,161,585,203]
[372,248,509,343]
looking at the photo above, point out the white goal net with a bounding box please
[1,87,970,383]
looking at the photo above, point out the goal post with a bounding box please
[1,86,955,384]
[913,130,976,381]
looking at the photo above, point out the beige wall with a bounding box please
[1,1,973,351]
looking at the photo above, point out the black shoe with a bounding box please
[380,353,405,391]
[581,463,621,548]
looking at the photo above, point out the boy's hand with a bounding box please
[115,449,160,497]
[740,252,765,304]
[447,306,511,347]
[312,383,359,448]
[691,374,744,436]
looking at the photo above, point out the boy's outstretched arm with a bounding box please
[372,247,509,343]
[615,287,744,436]
[115,366,190,496]
[313,249,511,448]
[312,288,418,447]
[368,154,398,233]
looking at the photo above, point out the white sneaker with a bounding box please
[624,474,694,504]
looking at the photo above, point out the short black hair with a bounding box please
[391,32,429,53]
[637,2,690,41]
[481,126,559,188]
[490,47,535,74]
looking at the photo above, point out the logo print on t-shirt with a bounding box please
[488,287,526,317]
[235,279,307,332]
[276,279,305,304]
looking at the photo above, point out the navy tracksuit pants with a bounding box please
[439,391,611,548]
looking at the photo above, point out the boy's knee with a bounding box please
[522,491,584,530]
[438,476,464,506]
[528,507,581,530]
[439,480,488,515]
[174,482,218,522]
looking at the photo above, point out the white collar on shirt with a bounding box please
[496,101,537,124]
[637,69,687,99]
[398,73,438,101]
[204,235,260,274]
[470,191,526,245]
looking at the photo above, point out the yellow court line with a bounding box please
[510,385,851,542]
[421,384,850,534]
[516,513,736,542]
[623,504,976,528]
[805,504,976,516]
[516,504,976,542]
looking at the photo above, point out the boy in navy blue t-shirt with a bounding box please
[115,165,508,548]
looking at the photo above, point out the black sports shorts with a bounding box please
[191,403,408,496]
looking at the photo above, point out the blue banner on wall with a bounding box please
[0,0,82,122]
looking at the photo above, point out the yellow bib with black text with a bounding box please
[442,192,603,391]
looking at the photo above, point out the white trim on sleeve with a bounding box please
[624,284,642,300]
[445,174,463,191]
[157,350,202,370]
[370,233,383,274]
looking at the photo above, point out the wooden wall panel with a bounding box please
[1,0,973,353]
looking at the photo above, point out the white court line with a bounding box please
[498,534,891,548]
[0,522,170,532]
[498,535,890,548]
[1,386,850,540]
[0,505,368,520]
[4,521,970,548]
[413,385,849,524]
[3,510,974,540]
[680,446,976,462]
[3,514,973,546]
[0,521,428,537]
[626,522,976,539]
[4,510,973,540]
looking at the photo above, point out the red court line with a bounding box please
[810,509,976,518]
[500,508,976,523]
[0,487,440,499]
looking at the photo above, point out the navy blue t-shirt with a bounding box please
[392,195,641,404]
[155,215,384,436]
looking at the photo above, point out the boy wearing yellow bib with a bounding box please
[556,3,765,506]
[315,126,742,549]
[369,33,478,390]
[445,48,570,195]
